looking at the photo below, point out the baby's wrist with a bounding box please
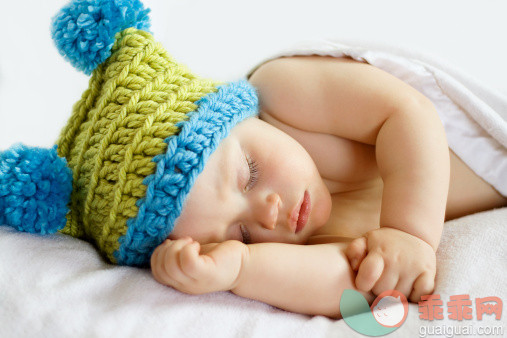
[378,225,439,252]
[230,242,251,292]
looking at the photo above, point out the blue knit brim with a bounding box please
[114,80,259,266]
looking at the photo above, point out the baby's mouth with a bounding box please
[296,191,311,233]
[290,190,311,233]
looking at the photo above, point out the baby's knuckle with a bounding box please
[180,260,198,277]
[423,285,435,296]
[414,277,434,294]
[163,252,178,268]
[362,269,378,284]
[423,278,435,292]
[371,243,387,257]
[419,260,436,273]
[349,239,362,250]
[167,243,182,254]
[382,252,397,267]
[164,261,182,277]
[357,278,372,292]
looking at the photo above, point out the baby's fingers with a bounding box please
[151,239,176,282]
[356,252,384,292]
[346,237,368,271]
[152,238,194,286]
[179,241,211,279]
[394,275,416,300]
[410,271,436,303]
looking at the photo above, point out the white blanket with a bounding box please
[1,208,505,337]
[1,41,506,337]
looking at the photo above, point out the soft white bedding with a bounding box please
[1,208,505,337]
[1,1,506,337]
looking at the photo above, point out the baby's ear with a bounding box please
[0,144,72,234]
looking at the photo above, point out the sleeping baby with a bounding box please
[1,0,505,319]
[150,55,507,317]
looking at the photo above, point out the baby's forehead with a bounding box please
[230,116,276,143]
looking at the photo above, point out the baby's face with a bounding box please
[169,117,332,245]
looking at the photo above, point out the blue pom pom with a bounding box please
[51,0,151,75]
[0,144,73,234]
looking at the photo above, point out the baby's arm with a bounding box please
[252,57,449,250]
[151,238,372,318]
[233,241,372,317]
[250,57,449,300]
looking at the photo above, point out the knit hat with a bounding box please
[0,0,258,266]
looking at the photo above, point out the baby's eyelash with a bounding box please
[240,224,252,244]
[245,156,259,191]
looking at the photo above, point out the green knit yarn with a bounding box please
[56,28,218,263]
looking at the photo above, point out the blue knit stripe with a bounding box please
[115,80,259,266]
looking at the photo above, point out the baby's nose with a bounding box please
[258,193,281,230]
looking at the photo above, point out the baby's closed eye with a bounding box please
[239,224,252,244]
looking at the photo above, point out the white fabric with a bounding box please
[247,39,507,197]
[1,207,506,337]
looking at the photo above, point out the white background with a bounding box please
[1,0,506,148]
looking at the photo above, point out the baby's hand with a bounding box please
[151,237,248,295]
[345,227,436,302]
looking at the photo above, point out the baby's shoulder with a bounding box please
[249,54,431,146]
[248,56,354,135]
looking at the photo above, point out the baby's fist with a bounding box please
[345,228,436,302]
[151,237,247,295]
